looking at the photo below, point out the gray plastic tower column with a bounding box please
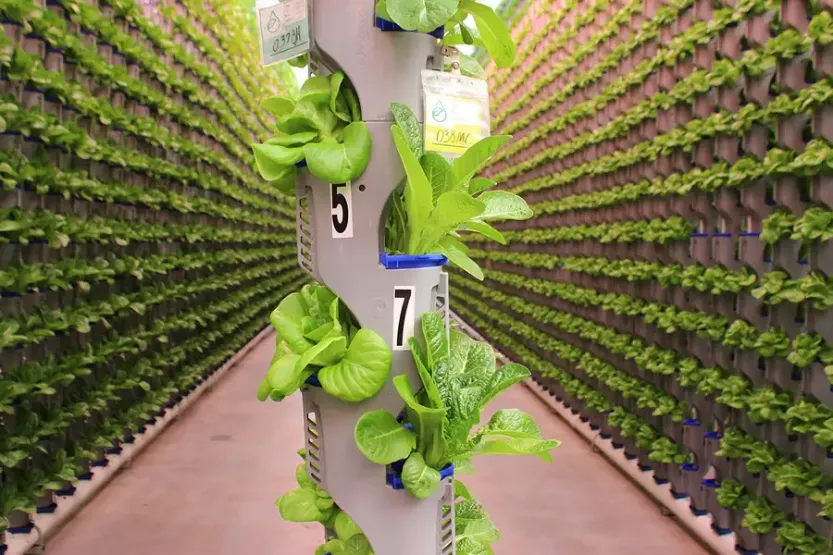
[294,2,455,555]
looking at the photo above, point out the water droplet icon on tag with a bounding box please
[267,10,281,33]
[431,100,447,123]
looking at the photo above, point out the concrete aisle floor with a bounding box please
[47,334,709,555]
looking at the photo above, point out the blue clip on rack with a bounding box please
[387,462,454,490]
[375,17,444,38]
[380,252,448,270]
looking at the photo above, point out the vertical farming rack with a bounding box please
[292,2,455,554]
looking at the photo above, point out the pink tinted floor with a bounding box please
[47,335,709,555]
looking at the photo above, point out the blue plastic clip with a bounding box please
[55,485,76,496]
[712,523,733,536]
[375,17,444,38]
[387,462,454,489]
[7,522,34,535]
[380,252,448,269]
[690,506,709,517]
[36,503,58,514]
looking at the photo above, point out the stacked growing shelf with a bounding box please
[283,4,457,554]
[451,0,833,552]
[0,0,300,550]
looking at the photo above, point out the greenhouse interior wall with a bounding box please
[2,0,833,554]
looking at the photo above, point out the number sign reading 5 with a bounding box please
[256,0,310,67]
[330,183,353,238]
[393,287,415,351]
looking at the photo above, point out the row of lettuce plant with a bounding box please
[450,0,833,551]
[2,0,272,162]
[0,0,299,545]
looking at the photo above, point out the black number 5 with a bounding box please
[394,288,412,348]
[331,183,349,234]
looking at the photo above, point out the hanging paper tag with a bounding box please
[256,0,310,67]
[422,70,490,157]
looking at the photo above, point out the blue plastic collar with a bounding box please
[375,17,444,38]
[380,252,448,269]
[387,462,454,490]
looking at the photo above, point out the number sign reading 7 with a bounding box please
[393,287,415,351]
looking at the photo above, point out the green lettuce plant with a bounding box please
[814,418,833,450]
[788,334,825,368]
[746,386,793,424]
[353,312,558,496]
[742,496,785,534]
[375,0,515,69]
[767,458,830,497]
[776,521,832,555]
[276,451,374,555]
[252,72,371,193]
[785,399,832,436]
[257,283,391,403]
[716,480,750,510]
[385,103,532,279]
[715,428,755,460]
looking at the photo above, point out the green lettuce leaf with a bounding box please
[303,122,372,183]
[416,190,485,253]
[458,1,516,67]
[402,451,442,499]
[319,329,392,402]
[354,410,416,464]
[392,124,434,252]
[277,487,331,522]
[386,0,459,32]
[474,191,533,221]
[394,374,447,467]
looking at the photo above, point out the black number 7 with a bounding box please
[394,288,412,347]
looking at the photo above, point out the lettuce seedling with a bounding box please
[742,497,785,534]
[776,521,832,555]
[313,510,372,555]
[354,312,558,504]
[277,460,338,524]
[256,283,391,403]
[252,72,371,194]
[277,452,374,555]
[385,102,532,279]
[375,0,516,69]
[716,480,751,510]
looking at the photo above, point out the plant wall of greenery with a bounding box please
[453,0,833,552]
[0,0,300,544]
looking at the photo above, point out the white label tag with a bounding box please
[422,70,490,158]
[393,287,415,351]
[330,183,353,239]
[256,0,310,67]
